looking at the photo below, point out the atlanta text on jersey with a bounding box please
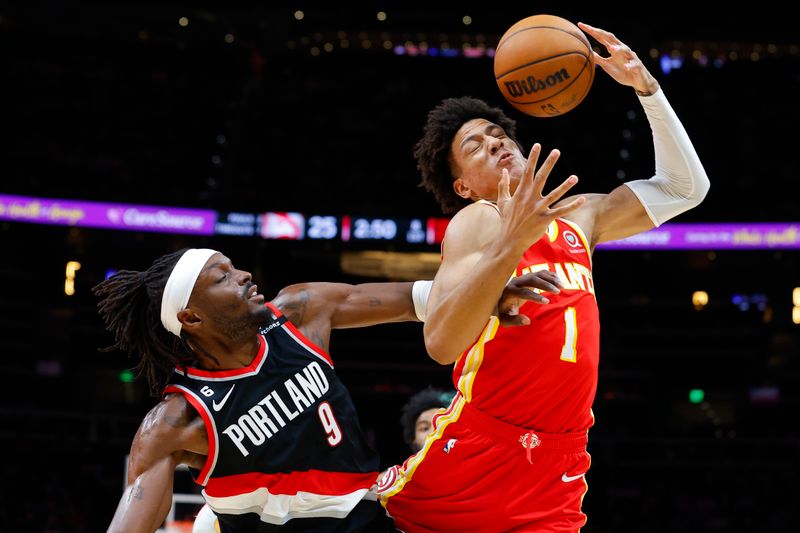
[519,262,595,295]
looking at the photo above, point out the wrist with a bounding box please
[635,81,661,97]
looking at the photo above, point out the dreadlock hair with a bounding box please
[93,248,196,397]
[400,386,456,448]
[413,96,522,214]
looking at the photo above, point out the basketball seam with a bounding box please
[494,50,589,80]
[495,25,591,57]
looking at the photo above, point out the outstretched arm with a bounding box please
[559,23,709,248]
[271,281,420,351]
[108,396,206,533]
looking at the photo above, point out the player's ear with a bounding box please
[178,308,202,332]
[453,177,471,199]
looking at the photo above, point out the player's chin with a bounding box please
[251,303,270,325]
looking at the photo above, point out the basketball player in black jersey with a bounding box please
[94,248,562,533]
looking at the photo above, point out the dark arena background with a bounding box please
[2,2,799,532]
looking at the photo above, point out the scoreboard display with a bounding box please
[4,195,798,251]
[341,216,429,243]
[258,212,450,245]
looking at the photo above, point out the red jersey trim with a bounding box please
[456,317,500,402]
[163,384,218,486]
[173,335,268,381]
[266,301,334,368]
[378,395,467,503]
[204,469,377,498]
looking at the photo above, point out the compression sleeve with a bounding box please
[624,88,710,226]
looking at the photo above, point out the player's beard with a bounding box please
[214,306,269,344]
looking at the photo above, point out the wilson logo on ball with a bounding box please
[493,14,595,118]
[504,68,571,98]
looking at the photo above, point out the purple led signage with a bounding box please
[2,193,798,250]
[0,194,216,235]
[598,223,800,250]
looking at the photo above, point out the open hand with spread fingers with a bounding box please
[577,22,660,95]
[496,142,585,256]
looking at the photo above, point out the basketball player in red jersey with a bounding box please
[378,23,710,531]
[94,249,562,533]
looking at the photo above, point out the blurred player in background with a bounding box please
[400,387,456,454]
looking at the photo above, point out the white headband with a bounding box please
[160,248,219,337]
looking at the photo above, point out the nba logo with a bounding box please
[443,438,457,454]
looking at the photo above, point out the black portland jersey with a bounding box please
[165,302,381,531]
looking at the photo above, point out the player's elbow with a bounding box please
[423,326,459,365]
[694,169,710,205]
[673,165,710,210]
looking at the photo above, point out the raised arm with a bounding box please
[108,395,206,533]
[561,23,709,248]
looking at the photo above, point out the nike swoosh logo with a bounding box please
[212,384,236,411]
[561,472,585,483]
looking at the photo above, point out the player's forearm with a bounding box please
[108,485,170,533]
[624,89,710,226]
[331,282,418,328]
[424,245,520,365]
[108,460,175,533]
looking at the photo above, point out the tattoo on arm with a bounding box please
[308,331,329,351]
[282,289,310,325]
[368,297,381,307]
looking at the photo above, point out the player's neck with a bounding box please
[189,334,261,370]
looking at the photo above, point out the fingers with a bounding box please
[543,174,579,206]
[498,314,531,327]
[532,148,561,196]
[549,196,587,217]
[577,22,619,47]
[509,272,562,295]
[536,270,563,289]
[504,287,549,303]
[522,143,542,185]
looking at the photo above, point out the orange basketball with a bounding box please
[494,14,594,118]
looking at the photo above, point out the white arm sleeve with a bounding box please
[411,280,433,322]
[624,88,710,227]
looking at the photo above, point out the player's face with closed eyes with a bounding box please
[449,118,526,202]
[187,254,269,336]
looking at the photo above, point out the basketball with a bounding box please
[494,14,595,118]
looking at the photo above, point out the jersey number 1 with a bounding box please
[560,307,578,363]
[318,401,343,446]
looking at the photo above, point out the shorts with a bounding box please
[378,395,590,532]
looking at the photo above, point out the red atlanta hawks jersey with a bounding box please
[451,216,600,434]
